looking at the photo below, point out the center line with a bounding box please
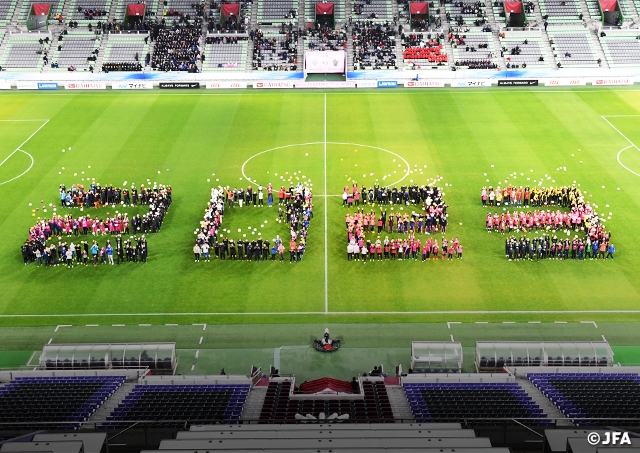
[324,94,329,314]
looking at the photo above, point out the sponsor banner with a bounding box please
[304,50,346,74]
[404,80,446,88]
[254,81,294,89]
[38,82,59,90]
[0,80,11,90]
[111,82,153,90]
[159,82,200,89]
[450,79,492,88]
[592,77,634,86]
[295,81,356,89]
[206,81,247,89]
[65,82,105,90]
[544,78,587,86]
[356,80,378,88]
[497,79,539,86]
[377,80,398,88]
[17,82,38,90]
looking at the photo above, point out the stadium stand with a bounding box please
[49,31,101,71]
[18,0,65,22]
[0,33,51,71]
[306,0,346,23]
[258,377,394,423]
[202,35,248,71]
[114,0,157,22]
[445,0,488,26]
[67,0,111,25]
[303,27,347,51]
[404,377,549,425]
[548,28,599,67]
[151,25,201,72]
[163,0,204,20]
[402,33,449,69]
[352,21,397,69]
[500,32,546,67]
[538,0,582,22]
[101,34,149,71]
[600,31,640,66]
[529,372,640,426]
[0,0,16,26]
[252,30,298,70]
[352,0,392,21]
[0,375,125,429]
[257,0,297,24]
[103,383,249,427]
[449,31,496,69]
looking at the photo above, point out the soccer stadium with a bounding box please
[1,0,640,448]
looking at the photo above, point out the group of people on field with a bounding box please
[192,183,313,263]
[344,183,462,262]
[21,183,171,267]
[59,181,171,208]
[481,184,615,261]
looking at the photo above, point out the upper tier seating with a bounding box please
[68,0,111,24]
[0,0,16,26]
[259,380,394,423]
[0,34,51,71]
[600,31,640,67]
[529,373,640,426]
[114,0,157,21]
[257,0,297,23]
[306,0,346,23]
[548,28,598,67]
[446,0,488,26]
[0,376,125,429]
[203,35,248,71]
[104,384,250,428]
[404,382,550,425]
[352,0,392,21]
[19,0,65,22]
[538,0,582,22]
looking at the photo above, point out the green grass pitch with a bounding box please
[1,88,640,328]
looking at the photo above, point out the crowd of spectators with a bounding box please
[103,62,143,71]
[353,21,397,69]
[77,6,107,19]
[402,33,448,66]
[151,24,202,71]
[306,24,347,51]
[252,29,297,70]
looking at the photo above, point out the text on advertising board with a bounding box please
[377,80,398,88]
[497,80,539,86]
[254,81,295,89]
[404,80,446,88]
[158,82,200,89]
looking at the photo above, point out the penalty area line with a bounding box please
[601,115,640,177]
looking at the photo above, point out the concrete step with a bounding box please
[86,382,137,424]
[241,386,267,421]
[518,378,573,427]
[386,385,414,422]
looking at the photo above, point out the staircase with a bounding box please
[386,385,414,422]
[93,33,109,70]
[60,0,73,26]
[590,28,609,68]
[240,386,267,421]
[346,27,354,69]
[518,378,573,426]
[85,382,136,424]
[8,0,27,30]
[483,0,507,68]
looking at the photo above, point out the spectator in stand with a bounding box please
[151,23,201,72]
[352,21,397,70]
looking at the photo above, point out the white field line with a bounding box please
[324,94,329,314]
[2,310,640,318]
[601,115,640,177]
[0,119,48,186]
